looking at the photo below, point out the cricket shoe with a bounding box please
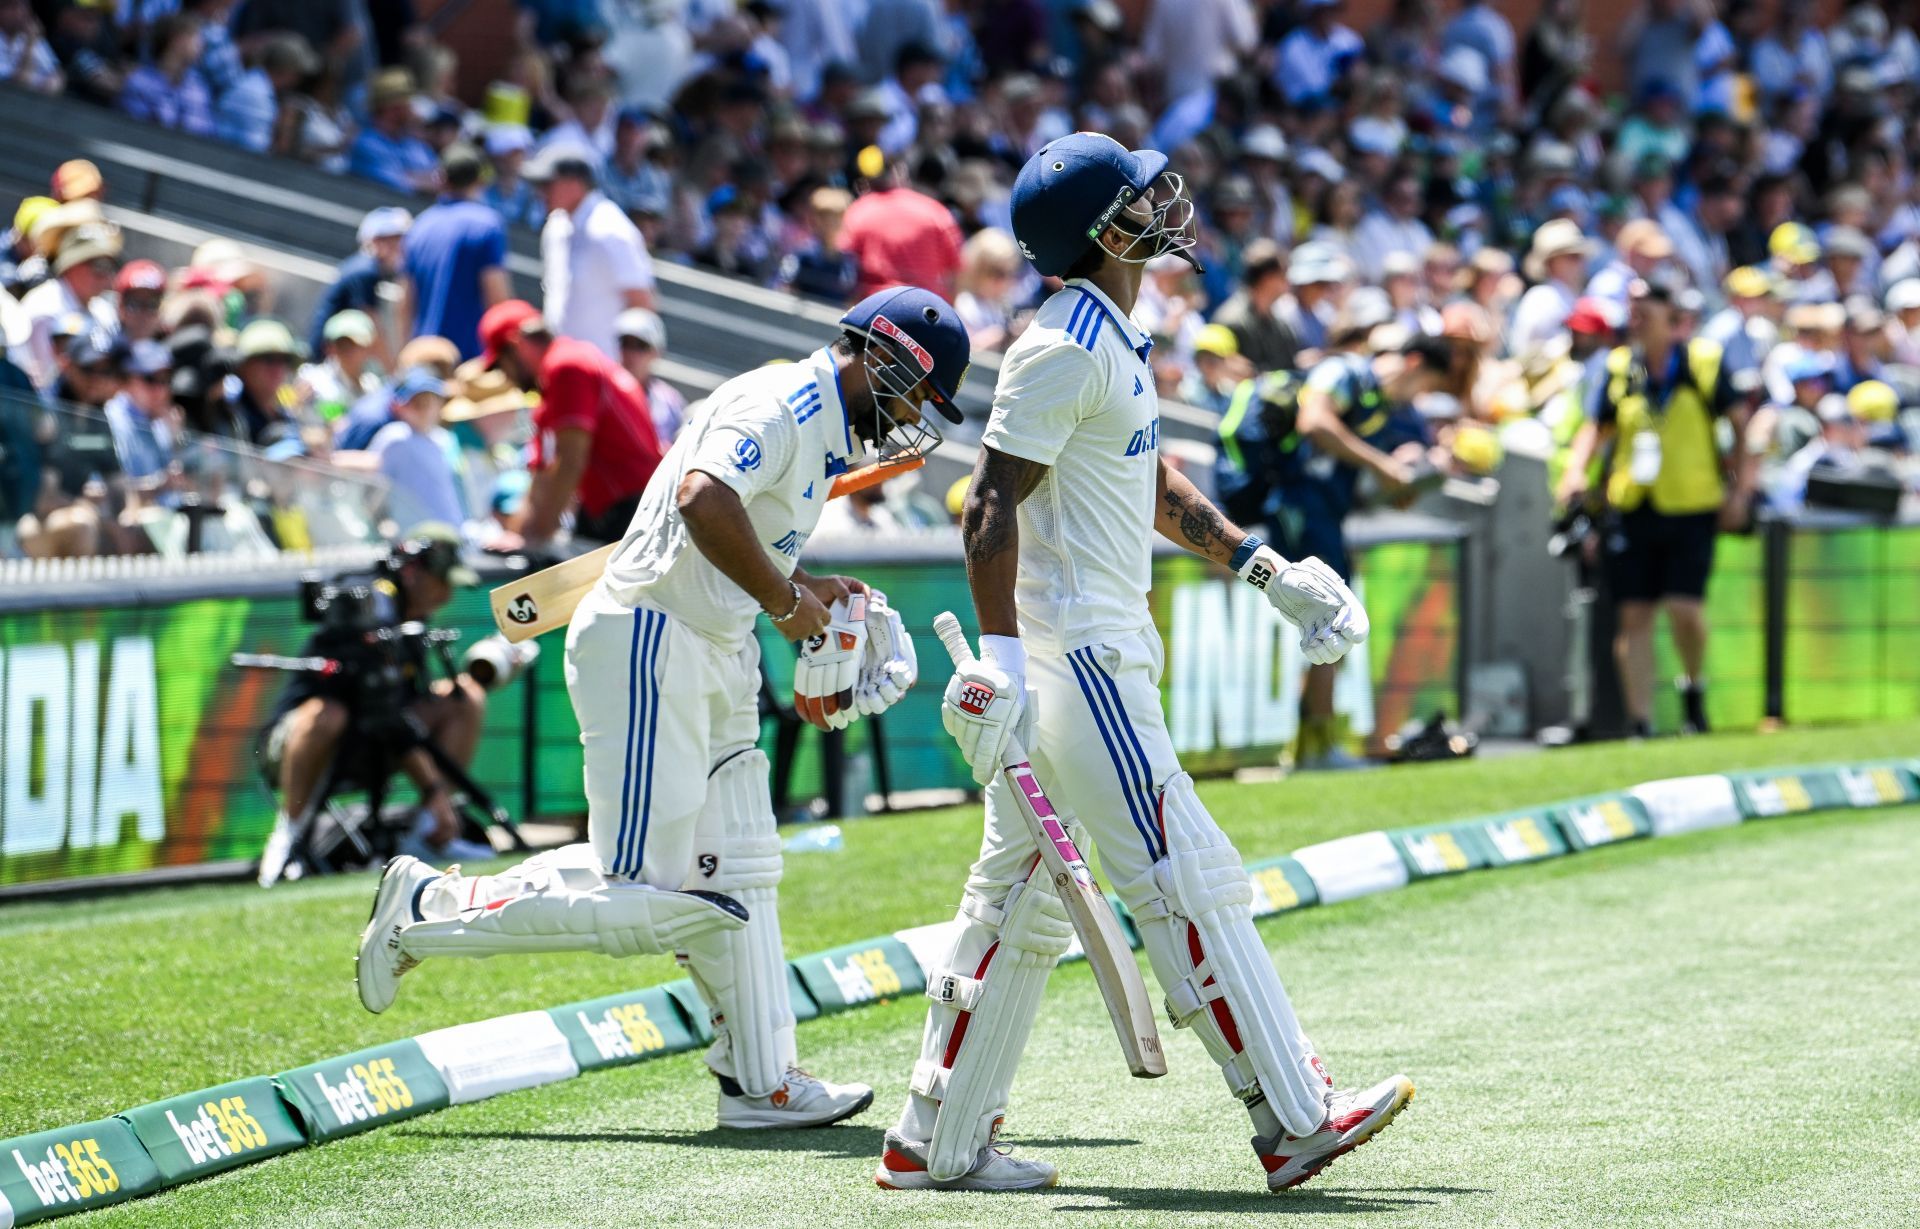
[1258,1074,1415,1191]
[716,1068,874,1129]
[874,1129,1059,1191]
[355,855,442,1014]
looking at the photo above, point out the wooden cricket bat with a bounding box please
[932,612,1168,1079]
[489,455,925,641]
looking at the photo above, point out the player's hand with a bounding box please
[1239,542,1369,665]
[794,592,868,730]
[855,589,917,716]
[941,660,1028,786]
[768,583,831,642]
[797,570,869,607]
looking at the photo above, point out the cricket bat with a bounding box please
[932,611,1168,1079]
[490,455,925,641]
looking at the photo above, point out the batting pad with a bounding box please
[397,877,745,960]
[677,750,797,1099]
[918,866,1074,1181]
[1138,773,1331,1138]
[418,843,609,920]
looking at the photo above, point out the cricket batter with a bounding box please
[875,135,1414,1192]
[354,287,969,1129]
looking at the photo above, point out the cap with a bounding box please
[1770,222,1819,265]
[1524,217,1592,280]
[323,309,377,346]
[1725,265,1775,299]
[52,222,122,275]
[478,300,548,366]
[1240,124,1288,162]
[357,206,412,245]
[398,523,478,586]
[484,123,534,157]
[1348,116,1403,157]
[397,334,461,372]
[839,286,971,423]
[614,307,667,350]
[51,312,90,340]
[1566,296,1615,335]
[1437,44,1489,95]
[1381,250,1420,279]
[441,141,485,187]
[67,329,119,369]
[1295,148,1346,183]
[1785,351,1835,383]
[114,259,167,294]
[1288,241,1348,285]
[1886,279,1920,313]
[369,66,418,111]
[1823,226,1875,261]
[52,159,103,202]
[1212,175,1257,211]
[1815,392,1855,424]
[1848,379,1899,423]
[1616,219,1674,260]
[393,365,449,402]
[1010,132,1170,277]
[236,318,300,361]
[12,195,56,239]
[126,338,172,376]
[1193,322,1239,358]
[523,142,596,185]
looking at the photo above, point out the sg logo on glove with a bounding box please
[958,681,996,716]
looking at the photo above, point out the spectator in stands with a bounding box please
[531,144,659,359]
[1354,172,1434,283]
[1211,239,1297,372]
[839,147,962,300]
[119,15,214,137]
[355,367,469,532]
[112,259,167,343]
[1560,276,1756,737]
[1275,0,1364,107]
[312,206,411,369]
[613,306,686,445]
[182,0,242,99]
[350,68,441,194]
[47,325,120,410]
[1184,323,1248,414]
[103,338,179,487]
[19,220,120,389]
[299,310,382,422]
[481,124,543,229]
[951,227,1021,351]
[401,144,510,360]
[1276,242,1348,362]
[225,317,303,448]
[47,0,120,107]
[0,0,63,94]
[334,334,460,450]
[1510,218,1593,361]
[1586,219,1674,308]
[2,195,54,297]
[539,73,618,164]
[780,185,858,304]
[214,32,318,156]
[480,299,662,546]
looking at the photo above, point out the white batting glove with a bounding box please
[854,590,917,716]
[794,592,868,730]
[1234,538,1370,666]
[941,635,1030,787]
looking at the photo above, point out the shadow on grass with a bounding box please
[410,1125,1139,1157]
[1052,1184,1490,1215]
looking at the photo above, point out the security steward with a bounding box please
[1559,275,1758,737]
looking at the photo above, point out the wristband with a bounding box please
[979,633,1027,677]
[1234,539,1287,589]
[766,581,804,624]
[1228,536,1263,573]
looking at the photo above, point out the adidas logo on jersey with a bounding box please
[1133,375,1144,396]
[1124,418,1160,457]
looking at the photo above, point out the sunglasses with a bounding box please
[123,295,163,311]
[135,371,172,385]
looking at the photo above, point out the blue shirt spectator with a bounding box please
[350,67,441,193]
[309,207,410,361]
[402,149,510,359]
[120,63,214,136]
[335,382,397,451]
[189,0,243,98]
[214,66,276,151]
[1274,2,1364,106]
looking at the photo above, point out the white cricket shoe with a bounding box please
[355,855,442,1013]
[1259,1074,1415,1191]
[716,1068,874,1129]
[874,1129,1060,1191]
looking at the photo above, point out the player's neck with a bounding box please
[1081,259,1144,317]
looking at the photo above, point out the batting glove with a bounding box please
[941,635,1031,786]
[1235,538,1370,666]
[854,590,918,717]
[795,592,868,730]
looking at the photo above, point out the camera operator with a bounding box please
[259,525,495,873]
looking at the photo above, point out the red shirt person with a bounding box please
[838,154,965,301]
[480,300,664,545]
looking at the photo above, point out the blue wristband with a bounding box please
[1229,536,1263,573]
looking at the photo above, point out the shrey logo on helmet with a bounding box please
[1086,184,1137,240]
[871,314,935,374]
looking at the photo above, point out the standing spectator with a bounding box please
[401,144,510,360]
[481,125,543,230]
[530,145,657,361]
[311,206,411,369]
[1353,173,1434,283]
[213,32,318,155]
[1275,0,1365,107]
[349,68,440,194]
[119,15,214,136]
[1140,0,1255,104]
[225,318,303,447]
[839,151,963,299]
[613,307,687,445]
[1511,218,1592,359]
[299,309,382,422]
[19,222,121,390]
[480,300,662,546]
[1559,277,1756,736]
[1210,239,1298,372]
[365,368,468,532]
[48,0,122,107]
[0,0,63,94]
[113,258,168,343]
[779,185,859,304]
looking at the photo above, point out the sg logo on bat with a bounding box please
[506,594,540,624]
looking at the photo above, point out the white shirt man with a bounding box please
[540,182,657,361]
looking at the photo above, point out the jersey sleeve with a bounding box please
[979,341,1098,466]
[687,393,796,502]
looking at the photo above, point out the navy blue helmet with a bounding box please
[1010,132,1197,277]
[839,285,971,458]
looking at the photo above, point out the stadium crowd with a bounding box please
[5,0,1920,578]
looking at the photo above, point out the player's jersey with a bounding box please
[603,348,859,650]
[980,278,1161,655]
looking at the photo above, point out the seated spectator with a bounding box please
[1511,219,1592,360]
[613,307,686,445]
[1275,0,1365,107]
[1750,350,1834,467]
[839,147,963,300]
[780,186,858,304]
[1586,219,1673,309]
[361,368,469,532]
[1383,252,1442,336]
[183,0,242,99]
[601,110,672,220]
[299,310,383,421]
[1182,323,1248,414]
[19,221,121,389]
[953,228,1021,351]
[112,258,168,343]
[402,145,510,360]
[214,32,317,156]
[1134,253,1205,360]
[349,68,441,194]
[0,0,64,94]
[119,15,214,137]
[1277,243,1350,363]
[48,0,121,108]
[335,335,461,450]
[481,124,543,230]
[1354,173,1434,283]
[103,338,180,487]
[311,206,412,368]
[1211,239,1299,373]
[225,318,304,448]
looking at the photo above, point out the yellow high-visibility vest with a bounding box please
[1604,339,1727,515]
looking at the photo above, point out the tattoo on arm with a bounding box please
[1156,460,1246,565]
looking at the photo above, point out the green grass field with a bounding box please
[6,722,1920,1227]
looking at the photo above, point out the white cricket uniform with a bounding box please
[569,347,860,885]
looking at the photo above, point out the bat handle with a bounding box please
[932,610,973,669]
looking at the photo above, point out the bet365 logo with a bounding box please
[958,682,995,715]
[505,593,539,624]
